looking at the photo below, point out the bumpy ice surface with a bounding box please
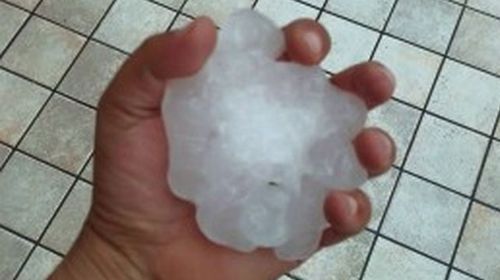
[162,10,368,260]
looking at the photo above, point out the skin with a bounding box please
[49,17,395,280]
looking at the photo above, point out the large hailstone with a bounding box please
[162,9,368,260]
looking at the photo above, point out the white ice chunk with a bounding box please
[162,9,368,260]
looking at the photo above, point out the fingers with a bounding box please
[332,62,395,109]
[98,17,217,122]
[282,19,331,65]
[320,189,372,246]
[354,128,396,177]
[320,128,395,247]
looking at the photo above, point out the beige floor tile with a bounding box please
[43,181,91,254]
[0,17,85,88]
[406,114,489,195]
[255,0,319,26]
[374,36,442,108]
[476,141,500,209]
[0,144,11,166]
[429,60,500,134]
[387,0,461,52]
[326,0,395,29]
[367,100,420,166]
[449,270,476,280]
[0,69,50,145]
[362,168,398,230]
[19,95,95,174]
[5,0,39,10]
[0,228,33,280]
[319,13,378,72]
[59,41,127,107]
[17,246,62,280]
[469,0,500,17]
[0,153,73,238]
[450,10,500,75]
[82,157,94,182]
[382,173,468,261]
[0,2,28,53]
[496,125,500,139]
[36,0,113,35]
[94,0,176,52]
[293,231,374,280]
[183,0,254,25]
[455,203,500,279]
[364,237,447,280]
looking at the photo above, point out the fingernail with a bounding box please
[171,19,197,36]
[339,193,358,218]
[374,128,397,166]
[373,61,396,86]
[303,31,322,58]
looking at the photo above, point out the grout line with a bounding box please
[0,224,65,258]
[388,163,500,215]
[368,0,399,60]
[53,91,98,110]
[321,4,500,81]
[292,0,324,11]
[165,0,191,31]
[0,144,79,179]
[2,0,500,82]
[0,36,491,152]
[10,1,118,278]
[451,267,485,280]
[444,108,500,279]
[0,0,498,278]
[389,85,500,141]
[314,0,329,21]
[10,132,91,276]
[398,168,471,199]
[0,64,54,91]
[288,3,332,280]
[464,4,500,22]
[11,155,92,280]
[360,0,474,278]
[446,0,500,23]
[322,8,380,32]
[362,228,484,280]
[0,223,37,244]
[0,0,495,191]
[0,0,44,58]
[90,37,131,55]
[142,0,182,14]
[251,0,259,9]
[0,0,124,174]
[357,0,401,278]
[377,234,450,267]
[80,151,95,183]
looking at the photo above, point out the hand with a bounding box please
[50,17,395,280]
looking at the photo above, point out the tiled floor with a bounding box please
[0,0,499,279]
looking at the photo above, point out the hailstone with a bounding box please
[162,9,368,260]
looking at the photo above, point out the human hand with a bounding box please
[50,17,395,280]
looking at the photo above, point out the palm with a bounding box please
[92,109,290,279]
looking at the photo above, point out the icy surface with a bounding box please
[162,10,368,260]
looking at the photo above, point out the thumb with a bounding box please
[98,17,217,126]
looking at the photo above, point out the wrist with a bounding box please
[49,223,147,280]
